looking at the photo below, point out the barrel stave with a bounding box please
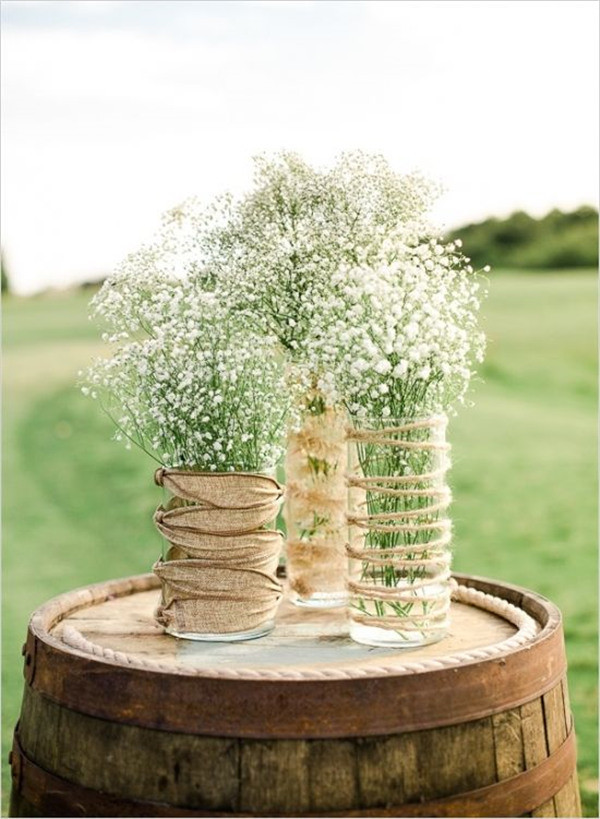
[16,682,580,817]
[17,687,241,813]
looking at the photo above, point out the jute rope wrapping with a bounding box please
[346,417,453,635]
[285,405,348,599]
[153,469,284,635]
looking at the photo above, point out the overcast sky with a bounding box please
[1,0,598,294]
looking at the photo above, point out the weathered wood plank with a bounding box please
[19,687,241,811]
[559,677,582,817]
[14,684,581,817]
[521,697,555,817]
[308,740,359,812]
[356,718,497,807]
[545,680,581,818]
[356,734,416,807]
[411,718,498,801]
[561,676,573,732]
[553,772,583,819]
[58,589,517,672]
[492,707,525,779]
[239,741,310,815]
[544,682,567,819]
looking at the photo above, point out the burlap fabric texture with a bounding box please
[153,469,285,635]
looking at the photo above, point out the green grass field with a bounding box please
[2,273,598,815]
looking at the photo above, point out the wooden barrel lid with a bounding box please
[22,573,566,739]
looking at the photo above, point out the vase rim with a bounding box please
[154,467,280,488]
[349,413,448,425]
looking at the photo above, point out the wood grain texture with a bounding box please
[546,679,581,818]
[240,741,310,815]
[559,677,582,817]
[23,572,571,742]
[493,708,525,781]
[308,740,359,812]
[14,684,580,817]
[521,697,555,817]
[18,687,241,812]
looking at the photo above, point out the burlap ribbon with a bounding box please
[153,561,283,634]
[153,469,284,635]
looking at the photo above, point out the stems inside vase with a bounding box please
[347,417,452,648]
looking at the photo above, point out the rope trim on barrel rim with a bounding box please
[60,582,539,680]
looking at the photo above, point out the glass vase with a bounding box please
[284,399,349,608]
[346,416,452,648]
[153,469,284,641]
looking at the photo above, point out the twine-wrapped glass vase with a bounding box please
[153,469,284,641]
[346,416,452,648]
[284,401,348,608]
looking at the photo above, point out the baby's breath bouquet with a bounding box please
[86,282,289,472]
[84,269,292,641]
[201,151,442,607]
[306,230,487,419]
[206,151,440,359]
[302,226,487,647]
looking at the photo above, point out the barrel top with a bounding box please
[53,580,520,676]
[23,572,566,738]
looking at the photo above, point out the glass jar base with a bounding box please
[165,620,275,642]
[291,591,348,609]
[350,621,448,649]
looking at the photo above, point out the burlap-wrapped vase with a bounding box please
[153,469,285,639]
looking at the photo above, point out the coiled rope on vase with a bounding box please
[346,416,453,634]
[153,469,285,635]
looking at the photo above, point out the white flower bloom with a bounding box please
[405,322,419,340]
[84,151,485,448]
[374,359,392,375]
[83,279,294,471]
[299,229,486,419]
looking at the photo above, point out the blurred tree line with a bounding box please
[449,205,598,270]
[1,250,9,294]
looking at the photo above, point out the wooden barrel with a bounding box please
[9,572,581,818]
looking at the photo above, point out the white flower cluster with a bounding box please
[84,282,291,472]
[90,199,214,340]
[300,231,487,419]
[204,152,441,357]
[84,150,487,465]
